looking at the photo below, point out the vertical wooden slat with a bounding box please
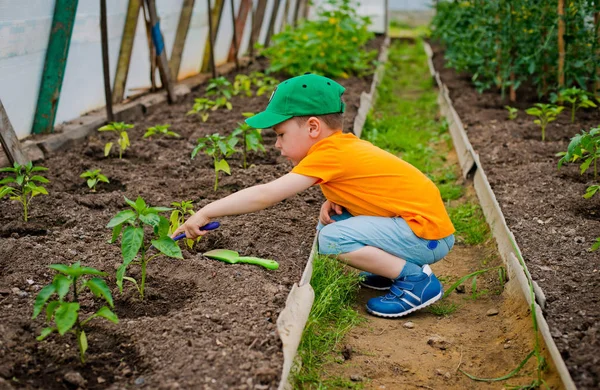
[292,0,302,26]
[264,0,281,48]
[228,0,251,62]
[251,0,268,49]
[229,0,240,69]
[170,0,196,80]
[100,0,114,122]
[201,0,226,73]
[281,0,290,30]
[0,100,28,166]
[112,0,141,104]
[141,0,157,91]
[31,0,79,134]
[145,0,177,103]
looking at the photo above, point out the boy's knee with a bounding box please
[317,223,343,255]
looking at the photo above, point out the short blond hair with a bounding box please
[293,113,344,130]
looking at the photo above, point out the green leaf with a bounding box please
[116,265,127,292]
[156,215,170,237]
[32,284,56,319]
[122,226,144,264]
[87,178,97,189]
[53,274,71,301]
[29,175,49,183]
[146,206,172,212]
[37,327,55,341]
[580,158,593,175]
[30,166,48,172]
[104,142,113,156]
[110,224,123,243]
[215,159,231,175]
[106,210,136,228]
[79,330,88,357]
[0,186,15,198]
[134,196,147,211]
[78,266,106,276]
[150,237,183,259]
[55,302,79,335]
[139,212,160,227]
[45,301,60,322]
[0,177,15,185]
[124,196,137,209]
[85,278,114,307]
[95,306,119,324]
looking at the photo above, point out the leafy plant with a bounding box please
[187,98,216,122]
[552,87,597,123]
[233,74,253,97]
[213,97,233,111]
[250,72,279,96]
[525,103,564,141]
[504,105,518,120]
[32,262,118,363]
[143,124,180,139]
[98,122,133,159]
[0,161,49,221]
[80,169,109,192]
[106,196,182,300]
[262,0,376,78]
[232,113,265,169]
[558,126,600,179]
[191,133,238,191]
[206,76,235,99]
[169,200,199,249]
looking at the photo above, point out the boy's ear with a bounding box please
[306,117,321,138]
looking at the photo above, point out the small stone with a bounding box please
[135,377,145,386]
[350,374,363,382]
[444,372,452,379]
[342,344,352,360]
[486,308,499,316]
[122,367,132,376]
[10,287,20,295]
[455,285,466,294]
[26,279,34,285]
[10,232,19,239]
[427,335,450,350]
[504,343,511,349]
[97,377,106,384]
[64,371,86,387]
[403,321,415,329]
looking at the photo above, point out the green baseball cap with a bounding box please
[245,73,346,129]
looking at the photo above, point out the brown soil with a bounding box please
[432,42,600,390]
[0,37,382,389]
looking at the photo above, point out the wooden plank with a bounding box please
[31,0,79,134]
[201,0,226,73]
[281,0,290,30]
[100,0,114,122]
[228,0,251,62]
[169,0,196,80]
[145,0,177,103]
[0,100,28,165]
[292,0,302,26]
[251,0,267,54]
[229,0,240,69]
[112,0,141,104]
[264,0,281,48]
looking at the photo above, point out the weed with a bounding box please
[428,300,459,316]
[447,203,490,245]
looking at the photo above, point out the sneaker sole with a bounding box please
[359,281,391,290]
[365,291,443,318]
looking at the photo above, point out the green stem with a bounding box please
[72,277,85,363]
[572,104,575,123]
[541,124,546,141]
[23,195,28,222]
[140,258,147,300]
[214,161,219,191]
[243,133,247,169]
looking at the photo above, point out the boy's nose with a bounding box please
[275,138,281,149]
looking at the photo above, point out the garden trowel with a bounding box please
[203,249,279,270]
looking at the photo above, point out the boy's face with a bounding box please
[272,118,317,166]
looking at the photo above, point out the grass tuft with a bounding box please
[428,300,459,316]
[447,202,490,245]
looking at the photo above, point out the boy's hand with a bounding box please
[319,200,343,225]
[172,211,212,240]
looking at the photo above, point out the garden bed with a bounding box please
[432,43,600,390]
[0,36,383,389]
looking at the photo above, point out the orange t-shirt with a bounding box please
[292,132,455,240]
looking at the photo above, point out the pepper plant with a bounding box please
[206,76,235,99]
[552,87,597,123]
[187,98,216,122]
[0,162,49,221]
[98,122,133,159]
[32,262,118,363]
[558,126,600,179]
[144,124,180,139]
[505,106,518,120]
[169,200,199,249]
[80,169,109,192]
[250,72,279,96]
[191,133,238,191]
[525,104,564,141]
[232,113,265,169]
[234,74,253,97]
[106,196,182,300]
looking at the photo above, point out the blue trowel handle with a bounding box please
[174,221,220,241]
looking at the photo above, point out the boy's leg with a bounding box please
[317,215,455,317]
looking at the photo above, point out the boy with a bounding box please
[173,73,455,318]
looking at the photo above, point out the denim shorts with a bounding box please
[317,211,455,266]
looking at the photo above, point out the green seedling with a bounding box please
[553,87,597,123]
[187,98,216,122]
[214,96,233,111]
[206,76,235,99]
[80,169,109,192]
[191,133,238,191]
[32,261,118,363]
[144,124,180,139]
[232,113,265,169]
[107,196,182,300]
[504,105,518,120]
[558,126,600,179]
[234,74,253,97]
[250,72,279,96]
[98,122,133,158]
[203,249,279,270]
[525,103,564,141]
[168,200,199,249]
[0,161,49,222]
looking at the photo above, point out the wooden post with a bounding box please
[251,0,268,50]
[0,100,28,166]
[201,0,226,74]
[144,0,177,103]
[228,0,251,62]
[558,0,566,88]
[264,0,281,48]
[281,0,290,30]
[595,11,600,95]
[141,0,157,91]
[100,0,114,122]
[229,0,240,69]
[31,0,79,134]
[170,0,196,81]
[112,0,141,104]
[292,0,302,26]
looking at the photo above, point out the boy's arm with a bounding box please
[173,173,318,239]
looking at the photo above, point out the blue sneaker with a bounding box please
[359,272,393,290]
[366,265,443,318]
